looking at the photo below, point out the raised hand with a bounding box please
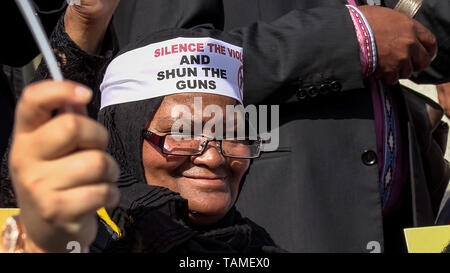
[64,0,120,54]
[359,6,437,85]
[9,81,120,252]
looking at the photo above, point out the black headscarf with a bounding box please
[94,28,282,253]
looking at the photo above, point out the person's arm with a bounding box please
[33,0,120,117]
[384,0,450,84]
[63,0,120,55]
[222,4,436,105]
[225,6,364,105]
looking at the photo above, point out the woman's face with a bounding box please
[142,93,250,226]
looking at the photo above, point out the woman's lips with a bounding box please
[181,175,228,188]
[183,175,226,180]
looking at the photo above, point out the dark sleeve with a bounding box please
[33,13,119,117]
[114,1,364,105]
[225,6,365,105]
[412,0,450,84]
[0,0,66,67]
[385,0,450,84]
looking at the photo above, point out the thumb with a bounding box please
[14,80,92,134]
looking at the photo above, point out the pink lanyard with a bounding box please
[347,0,358,6]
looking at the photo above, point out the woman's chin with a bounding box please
[185,196,233,226]
[173,178,239,226]
[188,210,227,227]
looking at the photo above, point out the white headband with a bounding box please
[100,37,244,109]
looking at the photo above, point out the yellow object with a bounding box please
[0,209,21,242]
[0,208,121,242]
[404,225,450,253]
[96,208,122,238]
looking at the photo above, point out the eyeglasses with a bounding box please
[142,130,262,159]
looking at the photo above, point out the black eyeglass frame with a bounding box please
[142,130,262,159]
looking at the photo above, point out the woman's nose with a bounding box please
[191,141,225,168]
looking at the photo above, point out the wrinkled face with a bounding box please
[142,93,250,226]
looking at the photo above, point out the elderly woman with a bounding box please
[3,21,281,253]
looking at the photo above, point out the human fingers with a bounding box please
[39,150,120,191]
[31,113,109,159]
[50,183,120,222]
[410,38,432,72]
[397,54,414,79]
[15,80,92,134]
[375,69,399,85]
[413,20,438,61]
